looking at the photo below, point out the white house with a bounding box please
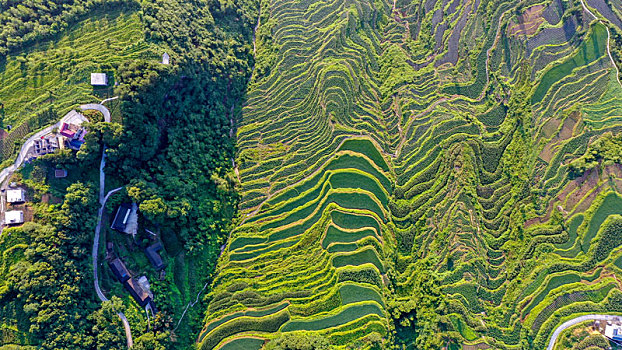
[5,210,24,225]
[91,73,108,86]
[605,322,622,343]
[162,52,170,65]
[6,189,25,203]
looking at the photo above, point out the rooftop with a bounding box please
[5,210,23,225]
[605,323,622,342]
[6,189,24,203]
[108,258,131,283]
[91,73,107,86]
[124,277,152,308]
[145,242,165,270]
[59,123,80,139]
[55,169,68,178]
[111,203,132,232]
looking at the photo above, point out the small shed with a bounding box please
[5,210,24,225]
[6,189,25,203]
[162,52,170,65]
[90,73,108,86]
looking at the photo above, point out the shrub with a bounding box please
[264,332,330,350]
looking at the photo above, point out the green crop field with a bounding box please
[201,0,622,348]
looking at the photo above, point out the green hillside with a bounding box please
[202,0,622,348]
[0,1,255,349]
[0,10,159,126]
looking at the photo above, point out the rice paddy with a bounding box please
[201,0,622,347]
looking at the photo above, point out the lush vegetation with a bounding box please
[3,0,622,349]
[0,10,159,164]
[0,0,256,349]
[0,0,137,59]
[569,132,622,175]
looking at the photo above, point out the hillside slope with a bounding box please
[202,0,622,348]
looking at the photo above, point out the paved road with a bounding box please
[0,124,56,185]
[92,186,123,301]
[100,96,119,105]
[0,102,131,345]
[91,185,131,348]
[80,104,111,123]
[90,142,133,348]
[547,314,622,350]
[83,99,134,348]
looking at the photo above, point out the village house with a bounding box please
[108,256,157,312]
[111,203,138,236]
[109,258,131,283]
[33,134,63,155]
[145,242,165,271]
[604,320,622,344]
[111,203,132,232]
[59,122,87,150]
[5,210,24,225]
[6,189,25,203]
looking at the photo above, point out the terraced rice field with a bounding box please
[203,0,622,348]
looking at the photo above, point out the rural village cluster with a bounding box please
[2,65,170,315]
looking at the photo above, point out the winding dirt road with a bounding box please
[580,0,622,87]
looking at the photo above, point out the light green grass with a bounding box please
[581,192,622,253]
[322,226,378,248]
[218,337,264,350]
[532,23,608,104]
[339,283,384,306]
[332,246,385,272]
[280,302,384,332]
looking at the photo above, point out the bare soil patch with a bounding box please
[509,5,546,37]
